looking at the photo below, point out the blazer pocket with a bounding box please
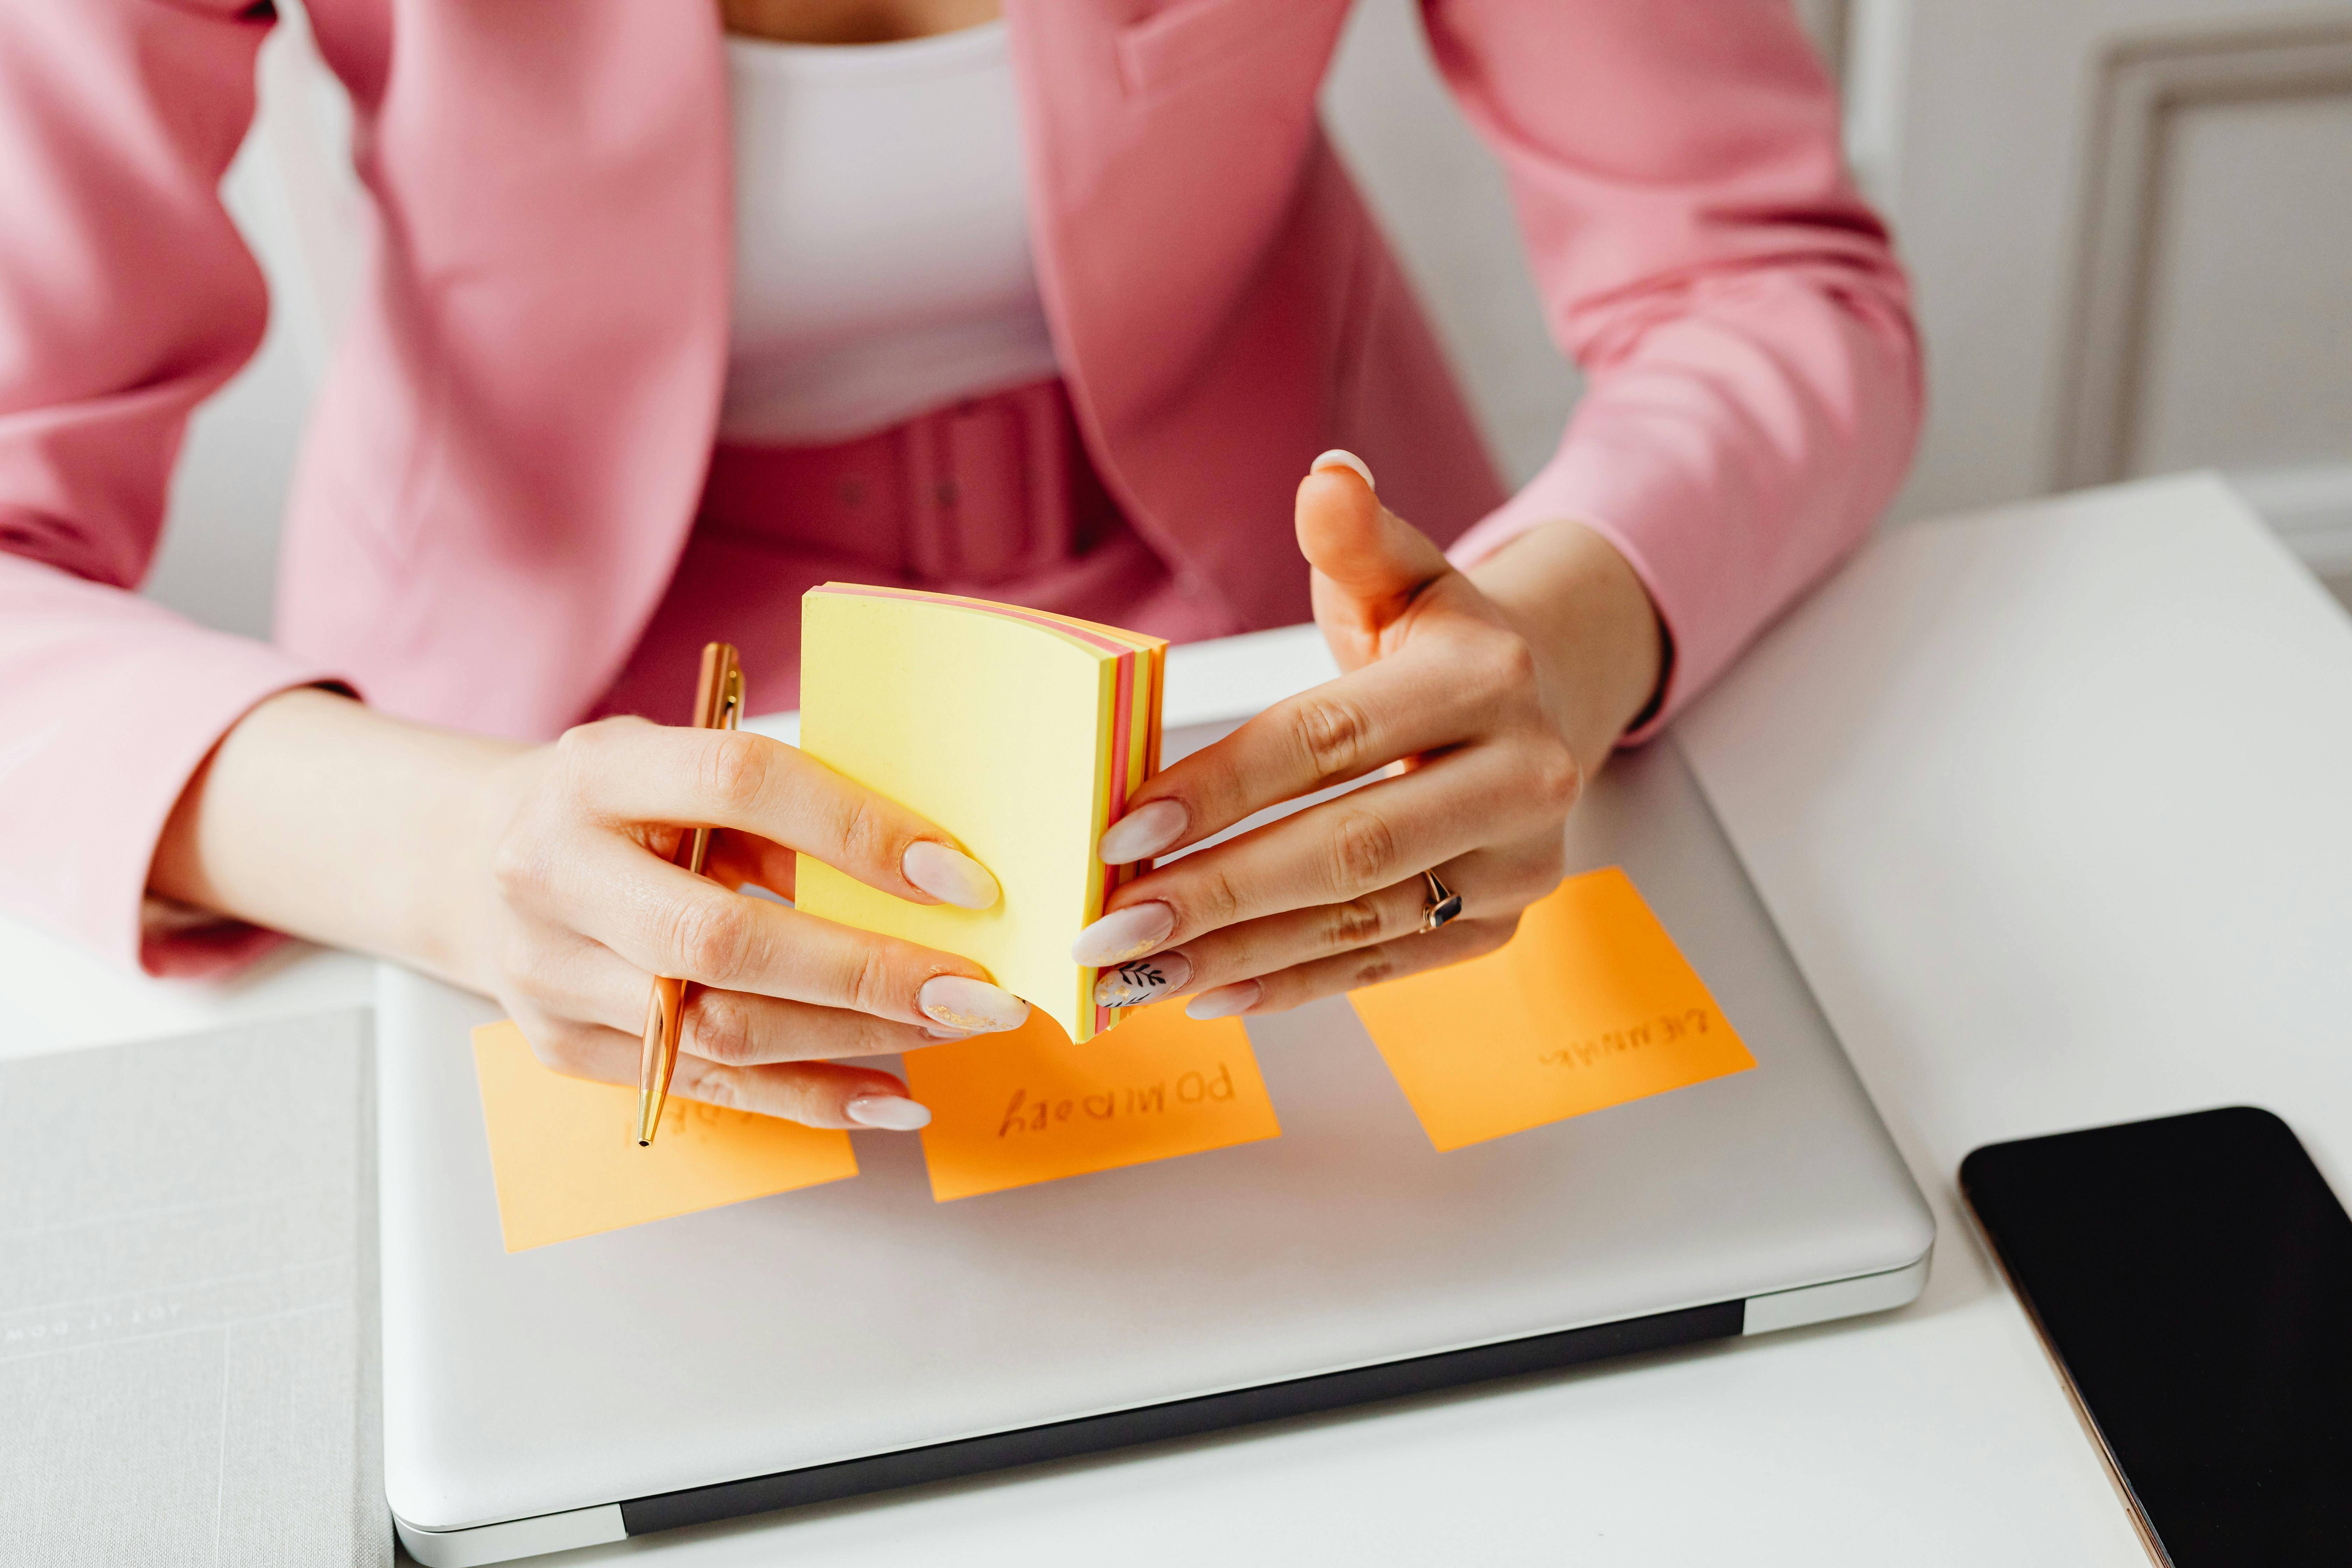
[1115,0,1332,98]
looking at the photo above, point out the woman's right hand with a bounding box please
[152,690,1028,1130]
[469,715,1028,1130]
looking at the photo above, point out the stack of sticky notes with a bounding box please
[795,584,1167,1043]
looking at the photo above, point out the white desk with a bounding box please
[7,471,2347,1564]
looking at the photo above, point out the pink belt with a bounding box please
[592,379,1242,724]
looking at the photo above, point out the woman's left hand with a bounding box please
[1073,451,1665,1018]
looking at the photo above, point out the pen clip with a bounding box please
[718,663,742,731]
[697,642,743,733]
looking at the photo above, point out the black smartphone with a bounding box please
[1960,1107,2352,1566]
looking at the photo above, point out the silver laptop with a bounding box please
[378,733,1934,1567]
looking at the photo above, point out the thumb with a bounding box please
[1297,450,1452,646]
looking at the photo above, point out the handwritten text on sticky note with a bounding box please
[1347,867,1754,1151]
[903,1000,1280,1202]
[471,1022,859,1251]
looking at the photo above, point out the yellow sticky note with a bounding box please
[902,999,1281,1202]
[1348,867,1755,1151]
[796,586,1165,1044]
[470,1022,858,1251]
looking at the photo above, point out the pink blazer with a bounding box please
[0,0,1920,974]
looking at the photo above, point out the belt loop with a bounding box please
[942,386,1062,584]
[901,407,960,580]
[943,397,1018,581]
[1022,382,1074,568]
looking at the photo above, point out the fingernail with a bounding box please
[1310,449,1376,492]
[845,1094,932,1131]
[1094,950,1193,1008]
[918,975,1030,1034]
[1185,980,1261,1021]
[903,841,1000,910]
[1071,901,1176,966]
[922,1025,974,1041]
[1098,799,1186,864]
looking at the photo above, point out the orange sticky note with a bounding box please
[1348,867,1755,1151]
[470,1021,859,1251]
[902,999,1280,1202]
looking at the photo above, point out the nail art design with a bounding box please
[1093,950,1193,1009]
[918,975,1030,1034]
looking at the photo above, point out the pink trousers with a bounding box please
[592,380,1246,725]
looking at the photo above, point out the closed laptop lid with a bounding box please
[379,738,1932,1533]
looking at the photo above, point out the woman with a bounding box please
[0,0,1919,1130]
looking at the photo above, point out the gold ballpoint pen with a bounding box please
[637,641,744,1147]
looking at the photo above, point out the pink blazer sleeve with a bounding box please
[0,1,342,974]
[1426,0,1924,736]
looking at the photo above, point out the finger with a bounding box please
[1185,913,1520,1021]
[553,718,1000,910]
[1096,633,1517,864]
[1094,838,1561,1008]
[1096,458,1529,872]
[499,929,961,1062]
[1076,737,1574,965]
[514,1014,932,1132]
[681,987,974,1065]
[1297,452,1453,642]
[522,833,1031,1032]
[1092,874,1423,1009]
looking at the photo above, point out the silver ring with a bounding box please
[1419,869,1464,934]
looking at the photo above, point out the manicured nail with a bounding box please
[1310,449,1376,492]
[918,975,1030,1033]
[1094,950,1193,1008]
[845,1094,932,1131]
[1071,901,1176,966]
[1098,799,1186,864]
[903,841,1000,910]
[922,1025,974,1041]
[1185,980,1261,1021]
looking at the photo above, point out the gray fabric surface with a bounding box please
[0,1010,388,1567]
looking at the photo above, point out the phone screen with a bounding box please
[1961,1108,2352,1565]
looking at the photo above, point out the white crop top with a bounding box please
[720,22,1063,446]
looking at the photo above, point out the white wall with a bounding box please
[1846,0,2352,611]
